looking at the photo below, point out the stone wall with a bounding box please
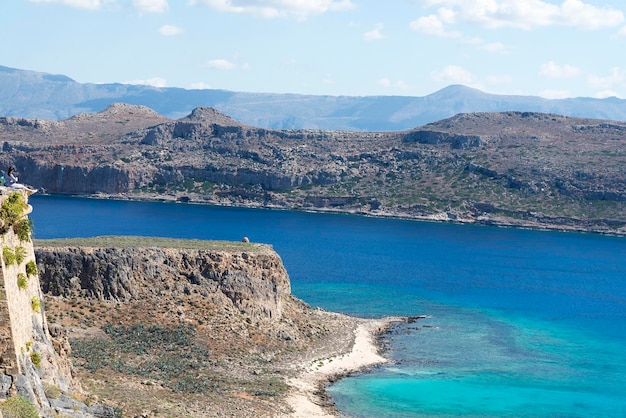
[0,189,95,417]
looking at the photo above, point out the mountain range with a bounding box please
[2,65,626,131]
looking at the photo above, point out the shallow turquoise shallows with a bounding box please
[30,195,626,417]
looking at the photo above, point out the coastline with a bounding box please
[36,192,626,237]
[284,316,401,418]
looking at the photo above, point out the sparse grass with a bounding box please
[30,351,42,368]
[14,218,33,242]
[35,236,267,252]
[3,247,15,266]
[31,296,41,313]
[26,260,37,277]
[17,273,27,290]
[43,382,61,399]
[15,246,27,264]
[70,322,214,393]
[0,395,39,418]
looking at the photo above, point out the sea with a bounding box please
[29,195,626,418]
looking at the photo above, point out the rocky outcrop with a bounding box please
[403,129,484,148]
[35,242,291,321]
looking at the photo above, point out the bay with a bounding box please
[29,195,626,417]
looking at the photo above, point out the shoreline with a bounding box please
[284,316,402,418]
[33,192,626,237]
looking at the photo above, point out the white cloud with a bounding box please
[410,13,461,37]
[593,89,621,99]
[363,23,387,41]
[431,65,474,85]
[417,0,624,30]
[27,0,106,10]
[189,82,212,89]
[481,41,511,54]
[588,67,625,90]
[205,59,237,70]
[485,74,513,85]
[540,89,571,99]
[539,61,580,78]
[125,77,167,87]
[617,26,626,38]
[29,0,168,12]
[378,78,409,90]
[159,25,183,36]
[193,0,355,20]
[133,0,168,13]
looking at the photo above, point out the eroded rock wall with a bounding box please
[35,244,291,321]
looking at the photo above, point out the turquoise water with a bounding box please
[29,195,626,417]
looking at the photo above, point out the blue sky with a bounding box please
[2,0,625,99]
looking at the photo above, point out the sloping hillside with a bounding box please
[0,105,624,235]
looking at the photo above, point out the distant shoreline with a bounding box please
[33,192,626,238]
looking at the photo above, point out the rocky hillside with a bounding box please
[1,105,625,235]
[34,236,362,417]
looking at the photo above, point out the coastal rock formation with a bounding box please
[36,242,290,321]
[32,236,362,417]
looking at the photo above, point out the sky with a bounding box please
[1,0,626,99]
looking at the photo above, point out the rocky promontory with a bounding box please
[32,236,378,417]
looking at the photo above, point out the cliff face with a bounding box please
[35,243,291,321]
[33,237,333,417]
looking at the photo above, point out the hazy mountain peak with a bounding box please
[1,65,626,131]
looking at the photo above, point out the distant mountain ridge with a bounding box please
[2,65,626,131]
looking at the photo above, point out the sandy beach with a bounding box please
[284,317,400,417]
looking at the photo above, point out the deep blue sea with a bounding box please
[29,195,626,417]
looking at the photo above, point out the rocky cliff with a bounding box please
[32,236,348,417]
[0,199,361,417]
[35,238,291,322]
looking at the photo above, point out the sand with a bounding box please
[284,317,399,417]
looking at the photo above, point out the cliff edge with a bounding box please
[32,236,366,417]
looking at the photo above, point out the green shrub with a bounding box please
[14,246,27,264]
[13,218,33,242]
[25,260,37,277]
[3,246,15,266]
[30,297,41,313]
[17,273,27,290]
[0,192,28,230]
[43,382,61,399]
[0,394,39,418]
[30,351,41,368]
[71,323,212,392]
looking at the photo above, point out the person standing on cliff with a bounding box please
[4,166,37,195]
